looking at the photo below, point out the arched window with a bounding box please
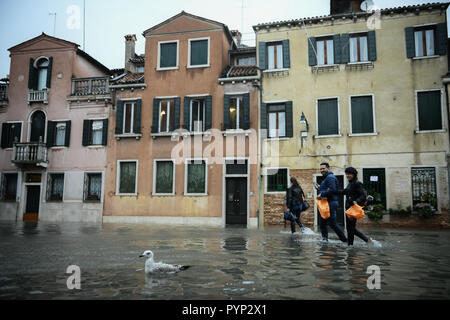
[28,57,52,91]
[36,58,49,90]
[29,110,46,143]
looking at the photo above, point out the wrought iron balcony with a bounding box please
[71,76,110,96]
[28,89,48,104]
[12,140,48,167]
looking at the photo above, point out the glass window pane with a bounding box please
[124,103,133,133]
[119,162,137,194]
[426,29,435,56]
[38,68,47,90]
[49,174,64,201]
[187,161,206,194]
[269,112,277,138]
[267,168,287,192]
[350,37,358,62]
[238,97,244,129]
[155,161,174,194]
[278,112,286,137]
[360,36,368,61]
[229,98,237,129]
[317,41,325,65]
[277,44,283,69]
[190,40,208,66]
[415,31,424,57]
[327,39,334,64]
[268,45,275,70]
[92,130,102,145]
[160,42,177,68]
[55,124,66,146]
[87,174,102,201]
[160,101,168,132]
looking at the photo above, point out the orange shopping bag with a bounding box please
[316,199,330,220]
[346,204,365,220]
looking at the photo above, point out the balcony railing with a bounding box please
[28,89,48,104]
[71,77,110,96]
[12,141,48,167]
[0,84,8,101]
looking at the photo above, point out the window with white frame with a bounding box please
[267,42,283,70]
[266,168,288,193]
[47,173,64,202]
[91,121,103,145]
[316,37,334,65]
[229,96,244,130]
[350,96,375,134]
[117,161,137,195]
[414,27,435,57]
[189,38,209,67]
[158,41,178,69]
[417,90,442,131]
[350,34,368,63]
[123,101,136,134]
[190,99,205,132]
[84,173,102,202]
[317,98,339,136]
[54,122,66,146]
[267,104,286,138]
[154,160,175,195]
[185,160,207,195]
[237,57,256,66]
[159,99,175,133]
[37,58,49,90]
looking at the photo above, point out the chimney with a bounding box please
[330,0,364,15]
[124,34,137,72]
[231,30,242,48]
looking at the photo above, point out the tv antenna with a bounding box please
[49,12,56,36]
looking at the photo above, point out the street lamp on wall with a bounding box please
[299,112,309,137]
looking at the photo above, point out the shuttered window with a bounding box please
[351,96,375,134]
[159,41,178,69]
[267,102,293,138]
[186,160,207,195]
[417,91,442,131]
[1,173,18,201]
[350,34,368,62]
[154,160,174,195]
[266,168,288,193]
[84,173,102,202]
[47,173,64,202]
[267,42,283,70]
[406,24,447,58]
[317,98,339,136]
[118,161,137,195]
[1,122,22,149]
[83,119,108,146]
[226,94,249,130]
[189,38,209,67]
[317,37,334,65]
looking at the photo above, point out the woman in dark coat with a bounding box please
[285,177,306,234]
[338,167,373,246]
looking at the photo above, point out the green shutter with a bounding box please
[115,100,124,134]
[418,91,442,131]
[261,103,268,131]
[258,42,267,70]
[13,123,21,145]
[46,57,53,88]
[308,37,317,66]
[28,58,37,90]
[151,99,160,133]
[318,99,339,136]
[223,95,231,130]
[134,99,142,134]
[436,23,448,56]
[160,42,177,68]
[183,97,191,130]
[243,93,250,130]
[285,101,293,138]
[341,34,350,63]
[205,96,213,130]
[405,27,415,59]
[333,34,341,64]
[190,40,208,66]
[82,120,91,146]
[46,121,55,148]
[102,119,108,146]
[282,39,290,68]
[173,98,181,131]
[65,121,71,147]
[368,31,377,61]
[351,96,374,134]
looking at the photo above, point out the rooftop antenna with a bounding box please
[49,12,56,36]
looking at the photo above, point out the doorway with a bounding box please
[24,185,40,222]
[315,175,345,227]
[30,110,46,143]
[225,177,247,226]
[363,168,387,209]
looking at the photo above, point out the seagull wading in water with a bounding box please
[139,250,190,274]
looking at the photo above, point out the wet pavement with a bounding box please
[0,221,449,300]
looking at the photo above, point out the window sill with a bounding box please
[314,134,342,139]
[184,193,208,197]
[312,64,340,73]
[115,133,142,140]
[152,193,176,197]
[83,200,101,203]
[412,55,440,60]
[87,145,106,149]
[222,129,252,137]
[263,68,289,73]
[157,67,179,71]
[187,64,210,69]
[414,129,446,134]
[115,193,138,197]
[264,137,291,141]
[50,146,67,150]
[348,132,378,137]
[345,61,374,71]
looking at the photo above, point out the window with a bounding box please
[350,34,368,63]
[237,57,256,66]
[117,161,137,195]
[317,98,339,136]
[229,97,244,130]
[123,102,136,134]
[158,41,178,69]
[54,123,66,146]
[116,100,141,136]
[37,58,49,90]
[317,37,334,65]
[1,173,18,201]
[185,160,207,195]
[412,167,437,211]
[266,168,288,193]
[135,66,145,73]
[1,122,22,149]
[92,121,103,145]
[159,99,175,133]
[47,173,64,202]
[267,42,283,70]
[417,91,442,131]
[350,96,375,134]
[414,27,435,57]
[268,104,286,138]
[83,119,108,147]
[154,160,175,195]
[84,173,102,202]
[189,38,209,67]
[191,99,205,132]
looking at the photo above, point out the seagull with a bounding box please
[139,250,190,274]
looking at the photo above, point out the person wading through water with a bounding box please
[285,177,306,234]
[338,167,373,246]
[315,163,348,243]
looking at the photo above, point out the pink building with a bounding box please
[0,33,111,222]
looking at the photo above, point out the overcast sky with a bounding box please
[0,0,448,76]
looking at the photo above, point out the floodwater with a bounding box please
[0,221,449,300]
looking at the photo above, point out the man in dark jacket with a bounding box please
[315,163,347,243]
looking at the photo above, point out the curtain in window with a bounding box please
[88,174,102,199]
[415,31,424,57]
[229,98,237,129]
[326,39,334,64]
[160,43,177,68]
[268,45,275,70]
[269,113,277,138]
[51,174,64,200]
[155,161,173,194]
[187,161,206,194]
[120,162,136,194]
[190,40,208,66]
[350,37,358,62]
[360,37,368,61]
[278,112,286,137]
[160,101,169,132]
[92,121,103,145]
[425,30,435,56]
[55,123,66,146]
[276,44,283,68]
[317,41,325,65]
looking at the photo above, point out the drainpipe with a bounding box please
[257,66,264,230]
